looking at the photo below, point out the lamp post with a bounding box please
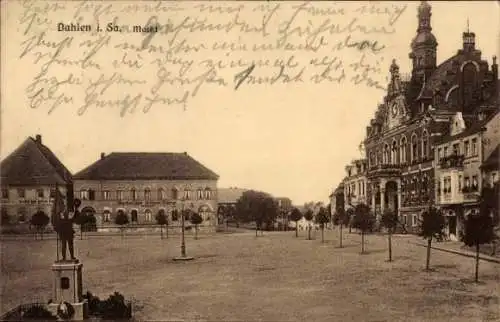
[174,197,194,261]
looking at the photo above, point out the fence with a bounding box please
[0,302,47,321]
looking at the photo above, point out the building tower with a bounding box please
[409,1,438,84]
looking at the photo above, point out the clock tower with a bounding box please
[386,59,408,130]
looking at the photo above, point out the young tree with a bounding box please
[346,208,355,233]
[115,210,129,239]
[190,212,203,240]
[351,204,374,253]
[155,209,168,239]
[418,206,446,271]
[30,211,50,240]
[380,209,398,261]
[316,207,330,243]
[303,209,314,240]
[463,188,496,282]
[335,208,346,248]
[289,208,302,238]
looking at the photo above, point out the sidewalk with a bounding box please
[400,235,500,264]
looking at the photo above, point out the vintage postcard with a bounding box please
[1,1,499,321]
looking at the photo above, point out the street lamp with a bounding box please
[173,197,194,261]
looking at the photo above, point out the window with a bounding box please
[411,134,418,162]
[80,190,89,200]
[444,146,448,156]
[17,188,25,198]
[452,143,459,155]
[400,137,407,163]
[437,148,442,160]
[145,210,152,222]
[471,138,477,155]
[131,210,138,222]
[158,188,167,200]
[36,189,44,198]
[472,176,478,191]
[171,210,178,221]
[422,131,429,159]
[2,188,9,199]
[172,188,178,200]
[103,210,111,222]
[464,140,470,156]
[437,181,441,196]
[197,189,203,200]
[117,190,124,200]
[204,188,211,200]
[183,189,192,200]
[464,177,470,188]
[412,214,418,227]
[144,188,151,201]
[384,144,390,164]
[88,189,96,200]
[103,191,111,200]
[458,175,462,191]
[392,141,398,164]
[130,188,137,200]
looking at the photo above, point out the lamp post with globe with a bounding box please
[173,196,194,261]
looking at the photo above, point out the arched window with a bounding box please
[144,209,152,222]
[144,188,151,201]
[171,188,178,200]
[171,209,178,221]
[384,144,390,164]
[158,188,166,200]
[392,140,398,164]
[421,131,429,160]
[183,188,192,200]
[400,136,407,163]
[411,134,418,162]
[130,209,138,222]
[130,188,137,200]
[197,188,203,200]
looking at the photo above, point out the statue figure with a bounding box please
[54,199,81,261]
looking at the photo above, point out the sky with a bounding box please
[1,1,499,205]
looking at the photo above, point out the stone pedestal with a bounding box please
[47,260,88,320]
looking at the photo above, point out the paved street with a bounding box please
[2,229,498,321]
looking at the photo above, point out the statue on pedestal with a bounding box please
[53,198,81,262]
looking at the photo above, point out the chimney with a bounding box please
[100,152,105,160]
[35,134,42,144]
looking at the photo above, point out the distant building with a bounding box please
[73,152,219,229]
[329,182,345,219]
[343,159,368,210]
[435,111,500,240]
[0,135,73,224]
[216,187,248,223]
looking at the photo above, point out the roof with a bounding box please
[74,152,219,181]
[217,187,248,204]
[436,110,499,144]
[0,136,72,185]
[481,144,499,170]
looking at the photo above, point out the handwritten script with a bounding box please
[14,0,408,116]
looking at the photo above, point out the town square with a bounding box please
[1,1,499,321]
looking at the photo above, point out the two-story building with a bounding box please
[73,152,219,229]
[0,135,73,225]
[343,159,368,210]
[435,110,500,240]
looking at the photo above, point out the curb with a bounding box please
[414,243,500,264]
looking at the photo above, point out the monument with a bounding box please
[47,197,88,320]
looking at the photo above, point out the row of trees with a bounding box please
[327,184,498,283]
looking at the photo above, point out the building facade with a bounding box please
[0,135,73,225]
[363,1,498,233]
[343,159,368,210]
[73,152,219,229]
[331,1,499,234]
[435,111,500,240]
[329,183,345,218]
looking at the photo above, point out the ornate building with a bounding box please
[0,135,73,224]
[73,152,219,229]
[343,159,368,210]
[363,1,499,233]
